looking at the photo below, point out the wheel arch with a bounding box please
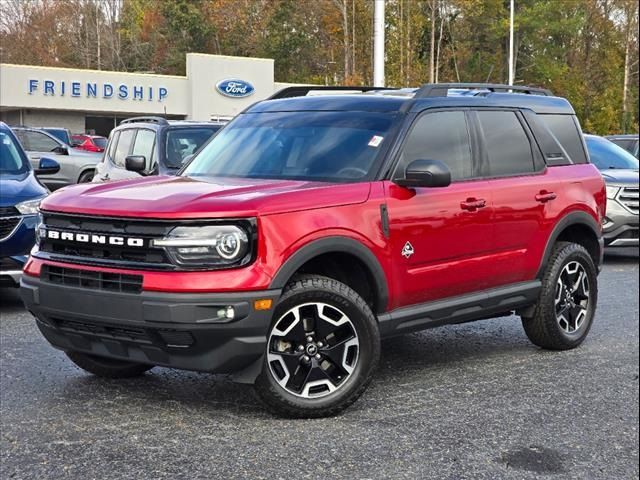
[77,167,96,183]
[537,211,603,278]
[269,236,389,314]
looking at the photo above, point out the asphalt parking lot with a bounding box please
[1,251,638,480]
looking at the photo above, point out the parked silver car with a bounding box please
[11,126,101,190]
[585,134,639,248]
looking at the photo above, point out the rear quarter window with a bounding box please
[539,114,588,164]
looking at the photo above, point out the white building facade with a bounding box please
[0,53,293,136]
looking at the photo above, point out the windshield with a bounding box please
[586,136,639,170]
[183,112,395,182]
[93,137,108,148]
[165,127,221,168]
[0,130,30,174]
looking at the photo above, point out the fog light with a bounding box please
[602,216,614,229]
[217,306,235,320]
[254,299,273,311]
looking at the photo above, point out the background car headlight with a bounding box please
[15,196,47,215]
[605,185,620,199]
[152,225,252,267]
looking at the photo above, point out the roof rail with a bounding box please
[268,85,399,100]
[120,116,169,125]
[414,83,553,98]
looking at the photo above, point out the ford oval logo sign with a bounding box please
[215,79,255,98]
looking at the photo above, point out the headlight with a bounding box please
[152,225,252,267]
[606,186,620,199]
[15,196,47,215]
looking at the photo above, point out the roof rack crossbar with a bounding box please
[268,85,399,100]
[414,83,553,98]
[120,116,169,125]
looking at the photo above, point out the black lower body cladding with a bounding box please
[20,275,281,375]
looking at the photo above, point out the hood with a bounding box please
[600,169,639,186]
[0,171,48,206]
[41,175,371,218]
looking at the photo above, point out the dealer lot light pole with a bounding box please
[373,0,385,87]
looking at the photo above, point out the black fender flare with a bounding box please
[536,211,603,278]
[269,236,389,313]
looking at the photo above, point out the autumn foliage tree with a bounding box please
[0,0,637,133]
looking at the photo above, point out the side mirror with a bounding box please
[395,159,451,188]
[125,155,147,174]
[35,157,60,175]
[52,145,68,155]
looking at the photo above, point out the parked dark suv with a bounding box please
[22,84,605,418]
[93,117,225,183]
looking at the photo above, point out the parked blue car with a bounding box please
[0,122,60,286]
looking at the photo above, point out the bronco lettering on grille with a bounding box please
[44,229,145,247]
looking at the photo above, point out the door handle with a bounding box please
[535,191,557,203]
[460,198,487,212]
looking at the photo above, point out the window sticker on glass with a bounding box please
[368,135,384,147]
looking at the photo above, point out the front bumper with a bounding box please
[21,274,280,376]
[603,197,638,247]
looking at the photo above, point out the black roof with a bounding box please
[250,83,575,115]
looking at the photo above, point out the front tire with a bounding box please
[66,351,153,378]
[255,275,380,418]
[522,242,598,350]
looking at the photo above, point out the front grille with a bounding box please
[619,228,639,239]
[0,257,22,270]
[52,318,195,348]
[38,212,173,269]
[43,265,143,294]
[0,216,21,241]
[0,206,19,216]
[618,187,639,214]
[54,318,152,344]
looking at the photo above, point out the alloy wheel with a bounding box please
[267,302,359,398]
[554,261,590,334]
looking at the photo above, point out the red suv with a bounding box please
[21,83,606,417]
[71,134,108,153]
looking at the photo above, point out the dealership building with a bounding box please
[0,53,295,136]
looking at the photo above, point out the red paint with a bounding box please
[36,164,605,310]
[71,135,106,153]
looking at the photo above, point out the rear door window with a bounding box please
[540,114,587,164]
[476,111,536,176]
[113,129,135,167]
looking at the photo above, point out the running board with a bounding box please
[377,281,541,337]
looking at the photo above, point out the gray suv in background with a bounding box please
[12,126,101,190]
[93,117,225,183]
[585,134,639,249]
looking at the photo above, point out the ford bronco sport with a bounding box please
[21,83,606,418]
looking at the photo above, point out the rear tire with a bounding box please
[255,275,380,418]
[78,170,94,183]
[66,351,153,378]
[522,242,598,350]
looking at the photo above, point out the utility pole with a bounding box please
[373,0,385,87]
[508,0,514,85]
